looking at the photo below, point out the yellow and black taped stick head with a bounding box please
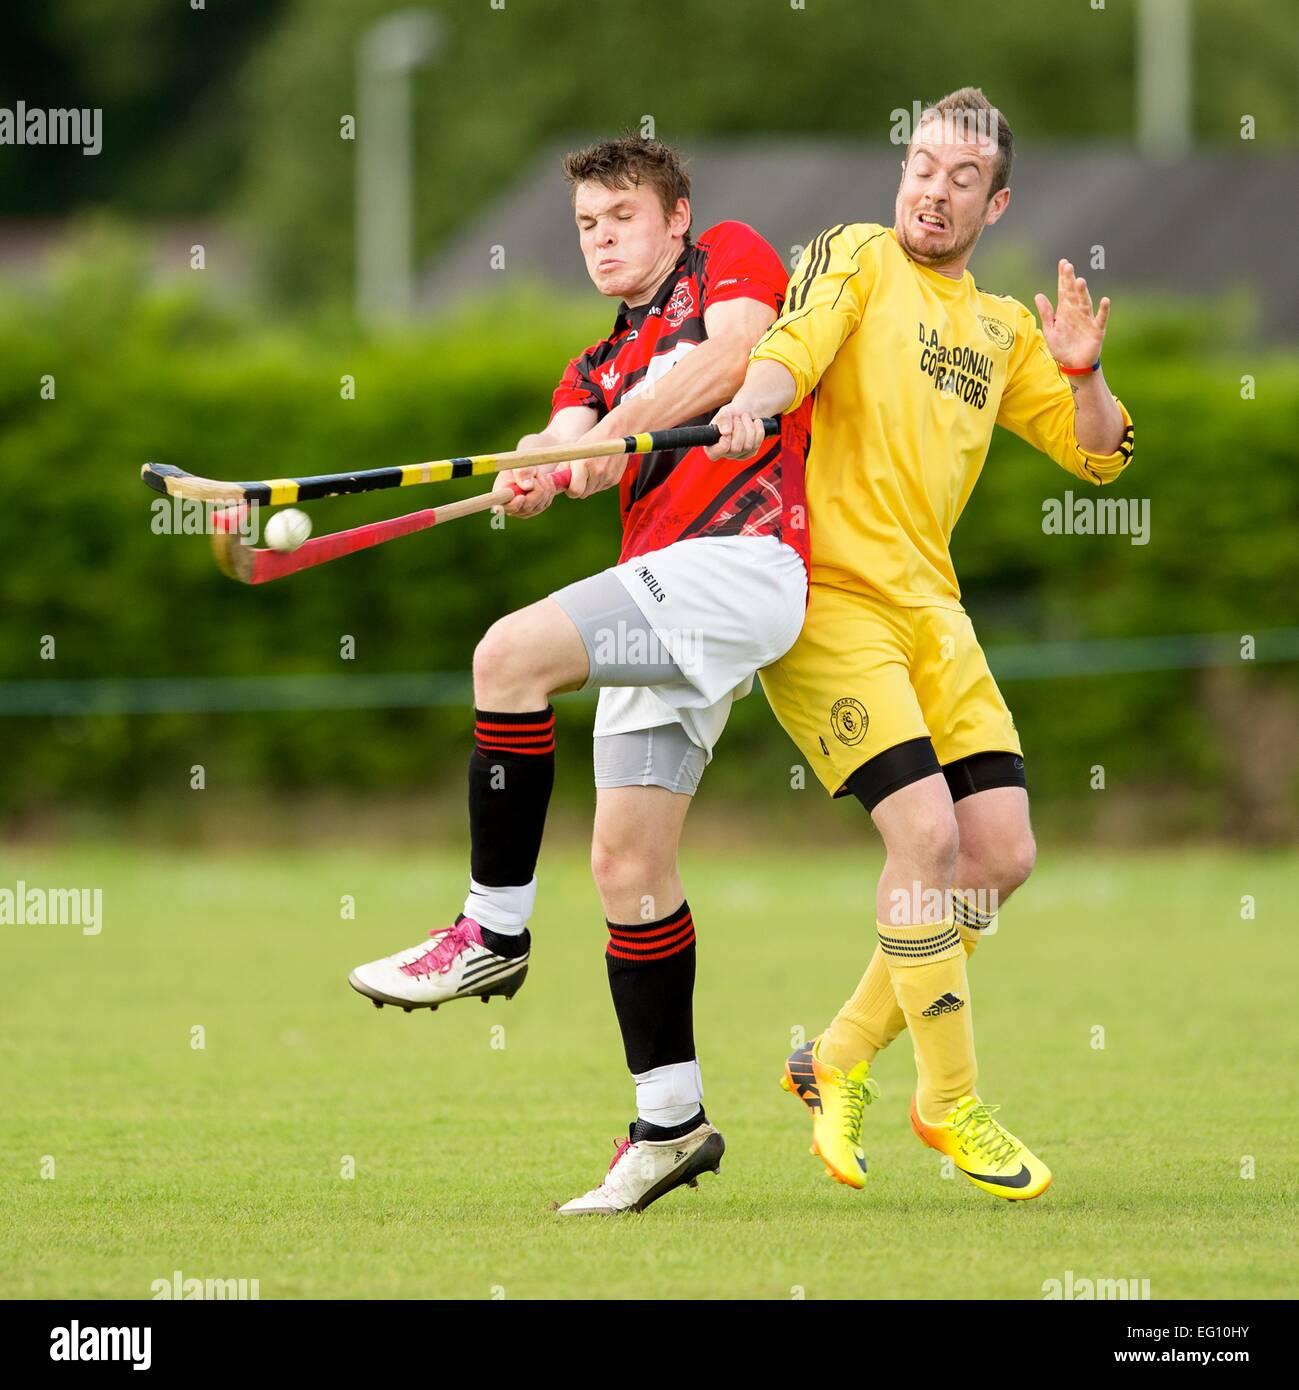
[141,460,443,506]
[140,418,780,506]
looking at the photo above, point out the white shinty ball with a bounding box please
[263,507,312,552]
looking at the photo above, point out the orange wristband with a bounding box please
[1060,360,1101,376]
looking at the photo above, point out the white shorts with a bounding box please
[554,534,807,762]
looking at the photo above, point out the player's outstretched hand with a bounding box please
[1035,259,1110,372]
[706,403,766,460]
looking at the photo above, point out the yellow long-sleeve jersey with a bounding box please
[751,224,1134,609]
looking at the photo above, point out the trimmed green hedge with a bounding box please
[2,240,1297,838]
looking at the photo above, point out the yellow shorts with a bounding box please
[759,583,1022,797]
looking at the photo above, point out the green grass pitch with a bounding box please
[1,840,1295,1299]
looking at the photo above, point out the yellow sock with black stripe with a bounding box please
[877,916,976,1124]
[953,892,996,950]
[818,896,985,1073]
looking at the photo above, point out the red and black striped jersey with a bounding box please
[550,221,811,568]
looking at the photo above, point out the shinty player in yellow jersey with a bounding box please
[707,88,1134,1201]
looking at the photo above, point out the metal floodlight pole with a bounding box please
[1136,0,1193,159]
[355,8,442,325]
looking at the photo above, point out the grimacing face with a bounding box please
[895,117,1009,270]
[573,179,690,305]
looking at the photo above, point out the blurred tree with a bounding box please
[4,0,1296,303]
[0,0,289,213]
[236,0,1298,305]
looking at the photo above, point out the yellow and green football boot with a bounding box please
[780,1037,880,1189]
[910,1094,1052,1200]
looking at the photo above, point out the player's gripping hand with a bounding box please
[1035,259,1110,370]
[499,435,565,518]
[705,403,766,460]
[564,432,628,500]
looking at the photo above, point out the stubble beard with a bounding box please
[896,215,984,271]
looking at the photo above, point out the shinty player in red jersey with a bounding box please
[348,136,811,1214]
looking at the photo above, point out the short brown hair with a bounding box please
[562,134,693,241]
[914,87,1014,195]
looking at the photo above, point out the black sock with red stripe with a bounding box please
[468,706,556,890]
[605,902,697,1075]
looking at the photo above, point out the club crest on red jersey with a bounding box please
[665,280,695,329]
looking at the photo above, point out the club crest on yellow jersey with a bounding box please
[977,314,1015,350]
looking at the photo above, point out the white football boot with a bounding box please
[556,1120,724,1216]
[348,917,529,1012]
